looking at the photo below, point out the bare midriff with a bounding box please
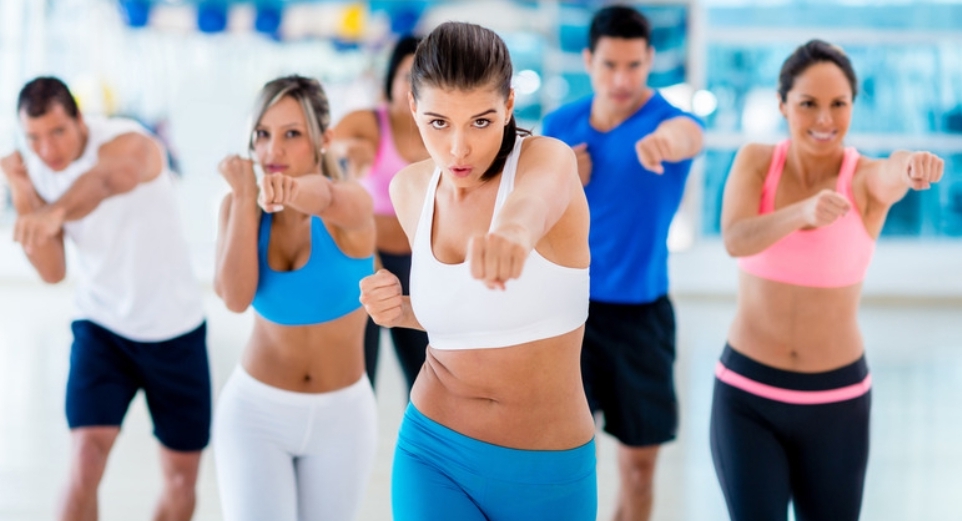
[411,327,595,451]
[728,271,865,372]
[374,214,411,255]
[242,307,367,393]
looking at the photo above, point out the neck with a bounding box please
[590,87,653,131]
[785,141,846,187]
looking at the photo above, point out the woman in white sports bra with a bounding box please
[359,22,596,521]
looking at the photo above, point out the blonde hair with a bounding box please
[248,75,342,180]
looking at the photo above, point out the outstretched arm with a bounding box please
[861,151,944,208]
[635,116,704,174]
[472,136,581,289]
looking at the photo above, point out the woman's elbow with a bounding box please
[722,232,749,258]
[214,280,253,313]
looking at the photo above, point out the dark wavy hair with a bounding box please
[410,22,530,180]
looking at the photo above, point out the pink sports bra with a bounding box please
[359,105,409,216]
[737,140,876,288]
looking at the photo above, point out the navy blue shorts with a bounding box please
[581,296,678,447]
[65,320,212,452]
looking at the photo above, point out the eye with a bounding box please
[254,129,268,140]
[285,130,301,138]
[473,119,491,129]
[800,100,815,108]
[832,100,848,108]
[430,119,448,130]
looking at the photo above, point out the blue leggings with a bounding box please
[392,404,597,521]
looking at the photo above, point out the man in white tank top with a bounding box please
[0,77,209,521]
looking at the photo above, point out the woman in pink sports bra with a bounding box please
[332,36,430,394]
[711,40,944,521]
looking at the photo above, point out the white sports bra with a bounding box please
[409,137,589,350]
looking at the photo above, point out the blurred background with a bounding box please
[0,1,960,520]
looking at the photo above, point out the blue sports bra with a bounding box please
[252,213,373,326]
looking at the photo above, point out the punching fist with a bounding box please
[635,132,672,174]
[218,155,257,196]
[801,189,850,228]
[360,269,404,328]
[258,173,300,213]
[571,143,593,186]
[905,151,944,190]
[467,231,530,291]
[14,206,64,253]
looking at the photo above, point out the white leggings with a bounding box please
[213,366,378,521]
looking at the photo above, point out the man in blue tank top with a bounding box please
[541,6,703,520]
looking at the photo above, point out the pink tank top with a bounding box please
[737,140,876,288]
[359,105,409,216]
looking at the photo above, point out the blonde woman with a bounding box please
[212,75,377,521]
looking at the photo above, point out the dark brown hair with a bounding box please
[18,77,80,119]
[410,21,529,180]
[779,40,858,102]
[589,5,651,52]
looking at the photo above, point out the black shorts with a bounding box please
[581,297,677,447]
[65,320,212,452]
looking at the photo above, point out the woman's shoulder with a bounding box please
[333,108,379,140]
[731,142,778,180]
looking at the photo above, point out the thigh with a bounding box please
[588,299,678,446]
[391,444,487,521]
[140,323,212,452]
[297,382,378,521]
[482,467,597,521]
[711,380,792,521]
[213,383,298,521]
[791,392,871,521]
[66,321,140,429]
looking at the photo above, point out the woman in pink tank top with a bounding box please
[332,36,431,395]
[711,40,944,521]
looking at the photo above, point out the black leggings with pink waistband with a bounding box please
[710,344,871,521]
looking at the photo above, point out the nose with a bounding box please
[450,129,470,160]
[613,69,631,90]
[266,134,284,160]
[816,108,832,126]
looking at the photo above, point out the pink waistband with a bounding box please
[715,362,871,405]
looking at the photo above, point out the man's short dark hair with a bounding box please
[588,5,651,52]
[17,77,80,119]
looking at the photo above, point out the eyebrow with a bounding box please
[257,121,303,127]
[424,109,497,119]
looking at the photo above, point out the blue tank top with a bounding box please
[251,213,374,326]
[542,93,702,304]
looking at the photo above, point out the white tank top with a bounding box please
[409,137,589,350]
[25,116,204,342]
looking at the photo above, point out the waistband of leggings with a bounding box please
[716,344,870,404]
[228,365,371,407]
[397,403,596,484]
